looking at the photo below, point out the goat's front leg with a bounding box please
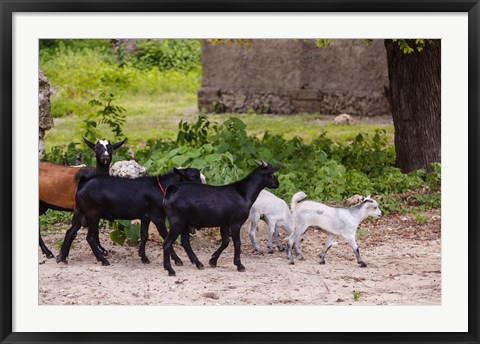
[248,216,263,254]
[95,217,108,257]
[231,224,245,272]
[274,229,285,252]
[180,228,204,270]
[285,234,295,264]
[346,236,367,267]
[319,235,335,265]
[209,226,230,268]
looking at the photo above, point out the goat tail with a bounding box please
[291,191,307,210]
[74,168,96,184]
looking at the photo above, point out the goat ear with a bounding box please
[83,136,96,150]
[112,138,127,150]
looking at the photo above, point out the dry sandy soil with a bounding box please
[39,209,440,306]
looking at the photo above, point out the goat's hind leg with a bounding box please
[39,231,54,259]
[180,228,204,270]
[85,216,110,266]
[152,218,183,266]
[138,220,151,263]
[39,204,54,258]
[163,227,182,276]
[319,235,335,265]
[56,211,83,263]
[209,226,230,268]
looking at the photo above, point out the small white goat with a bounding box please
[243,190,294,254]
[286,192,381,266]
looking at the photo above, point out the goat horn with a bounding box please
[254,159,262,167]
[261,160,268,167]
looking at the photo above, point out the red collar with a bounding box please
[156,176,166,195]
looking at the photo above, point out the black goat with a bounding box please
[162,160,280,276]
[39,137,126,258]
[56,168,202,266]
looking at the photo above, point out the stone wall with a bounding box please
[198,39,390,116]
[39,70,54,159]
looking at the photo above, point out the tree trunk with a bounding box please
[384,39,441,173]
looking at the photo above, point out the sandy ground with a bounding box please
[39,209,440,305]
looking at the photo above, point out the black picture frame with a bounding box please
[1,1,479,343]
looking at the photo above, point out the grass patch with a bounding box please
[45,103,394,151]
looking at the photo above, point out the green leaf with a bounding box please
[110,229,126,245]
[171,155,189,166]
[217,142,230,153]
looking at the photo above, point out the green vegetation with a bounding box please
[353,290,361,301]
[39,39,440,245]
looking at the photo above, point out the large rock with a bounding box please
[109,160,147,178]
[39,70,54,159]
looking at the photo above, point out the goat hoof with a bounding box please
[268,249,274,254]
[45,251,55,259]
[208,259,217,268]
[141,257,150,264]
[298,255,305,261]
[196,262,205,270]
[174,259,183,266]
[319,260,326,265]
[359,262,367,267]
[168,270,176,277]
[237,265,246,272]
[278,247,285,252]
[288,260,294,265]
[101,260,110,266]
[56,255,68,264]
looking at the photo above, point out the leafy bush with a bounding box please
[132,115,441,207]
[133,39,201,71]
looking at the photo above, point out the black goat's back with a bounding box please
[76,175,161,221]
[163,182,252,228]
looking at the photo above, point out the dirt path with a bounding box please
[39,209,440,305]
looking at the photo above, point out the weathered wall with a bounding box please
[199,39,390,116]
[39,70,54,159]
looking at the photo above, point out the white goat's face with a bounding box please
[363,197,382,218]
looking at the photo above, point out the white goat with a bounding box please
[286,192,381,266]
[243,190,294,254]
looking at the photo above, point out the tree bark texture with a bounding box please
[384,39,441,173]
